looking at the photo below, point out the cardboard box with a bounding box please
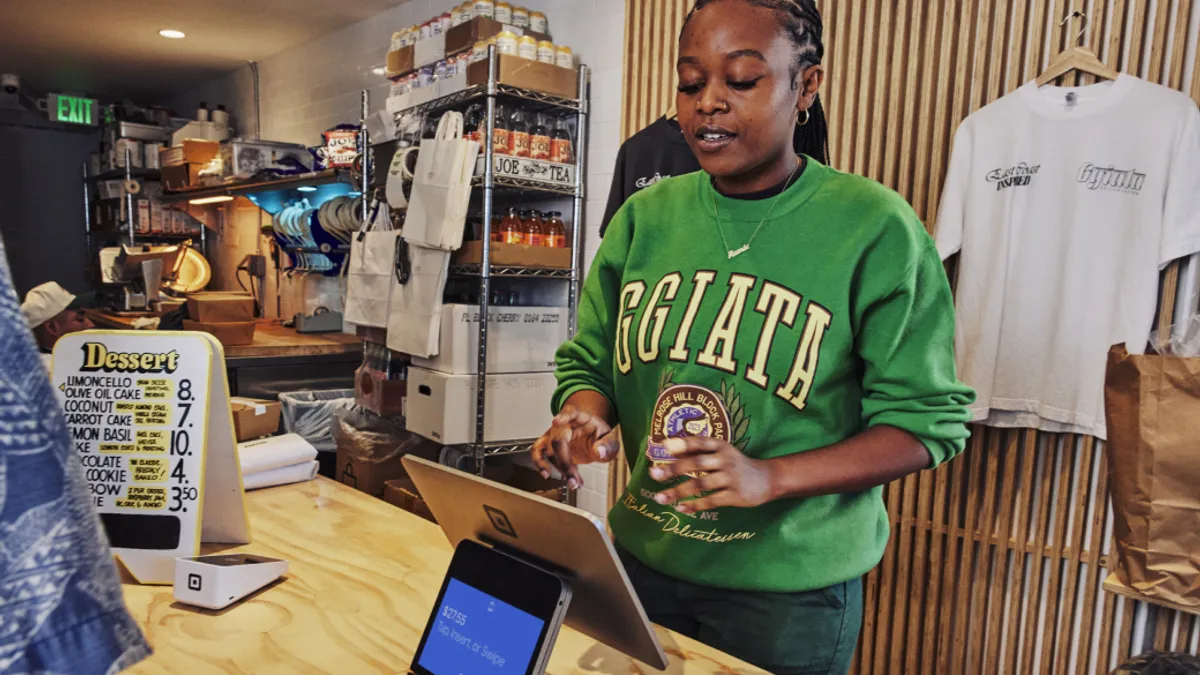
[355,366,407,416]
[406,367,554,445]
[160,139,220,167]
[453,241,572,269]
[466,54,578,100]
[187,292,255,323]
[445,18,550,57]
[383,477,437,523]
[413,304,566,374]
[386,18,551,77]
[337,447,408,500]
[161,163,202,191]
[183,319,256,347]
[230,397,282,442]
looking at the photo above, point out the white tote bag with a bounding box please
[404,112,481,251]
[343,203,401,329]
[386,240,451,358]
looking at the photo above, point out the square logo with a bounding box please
[484,505,517,538]
[187,573,202,591]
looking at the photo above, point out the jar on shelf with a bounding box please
[496,30,519,56]
[517,35,538,60]
[536,40,556,64]
[453,2,473,25]
[494,1,513,23]
[555,44,574,69]
[529,10,548,33]
[512,6,530,28]
[474,0,494,19]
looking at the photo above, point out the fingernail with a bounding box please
[541,471,550,479]
[568,478,579,489]
[654,493,670,504]
[676,504,692,514]
[598,446,612,460]
[649,467,666,481]
[664,438,686,454]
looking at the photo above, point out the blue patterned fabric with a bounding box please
[0,243,150,674]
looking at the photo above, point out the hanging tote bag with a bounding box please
[386,240,451,358]
[403,111,481,251]
[343,202,401,329]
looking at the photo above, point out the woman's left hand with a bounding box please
[648,437,776,514]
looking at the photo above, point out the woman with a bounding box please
[532,1,974,672]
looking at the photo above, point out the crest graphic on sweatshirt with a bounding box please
[646,370,750,474]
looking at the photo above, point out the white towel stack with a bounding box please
[238,433,319,491]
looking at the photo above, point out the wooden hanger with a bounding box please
[1036,10,1119,86]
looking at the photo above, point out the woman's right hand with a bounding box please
[531,395,619,489]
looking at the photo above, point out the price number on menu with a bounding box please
[442,606,468,626]
[167,378,196,513]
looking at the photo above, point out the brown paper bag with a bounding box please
[1104,343,1200,607]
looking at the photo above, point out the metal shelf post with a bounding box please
[474,45,500,474]
[569,65,590,339]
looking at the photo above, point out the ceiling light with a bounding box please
[159,29,186,39]
[189,195,234,205]
[296,186,317,192]
[371,67,387,76]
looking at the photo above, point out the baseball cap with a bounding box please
[21,282,77,329]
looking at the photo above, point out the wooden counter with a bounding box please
[122,478,762,674]
[84,311,360,359]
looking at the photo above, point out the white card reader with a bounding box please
[173,554,289,610]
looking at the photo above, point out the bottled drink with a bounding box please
[464,104,485,144]
[546,211,567,248]
[492,104,510,155]
[508,107,531,158]
[522,210,544,247]
[550,116,573,163]
[499,208,524,244]
[489,214,502,242]
[530,113,551,160]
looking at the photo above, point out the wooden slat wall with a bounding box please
[617,0,1200,672]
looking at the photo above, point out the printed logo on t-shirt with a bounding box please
[986,163,1041,191]
[646,383,733,473]
[1077,163,1146,195]
[635,173,669,189]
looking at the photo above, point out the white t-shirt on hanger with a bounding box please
[936,74,1200,440]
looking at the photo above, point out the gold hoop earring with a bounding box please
[797,108,810,127]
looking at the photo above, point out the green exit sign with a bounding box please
[48,93,99,126]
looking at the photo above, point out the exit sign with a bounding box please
[48,93,98,126]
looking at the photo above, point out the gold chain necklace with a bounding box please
[710,159,801,260]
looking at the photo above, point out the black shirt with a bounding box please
[600,116,701,237]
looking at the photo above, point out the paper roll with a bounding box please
[238,433,318,475]
[243,460,319,491]
[124,180,142,195]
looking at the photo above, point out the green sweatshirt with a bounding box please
[554,158,975,593]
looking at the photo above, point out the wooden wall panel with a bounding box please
[616,0,1200,672]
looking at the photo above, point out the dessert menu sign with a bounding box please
[53,331,250,584]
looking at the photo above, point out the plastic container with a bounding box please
[529,10,548,33]
[518,35,538,60]
[279,389,355,455]
[512,6,530,28]
[536,40,556,64]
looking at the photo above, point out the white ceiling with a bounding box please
[1,0,409,102]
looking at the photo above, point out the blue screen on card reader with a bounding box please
[417,578,546,674]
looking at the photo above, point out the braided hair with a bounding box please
[681,0,830,165]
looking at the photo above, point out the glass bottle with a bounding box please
[530,113,551,160]
[500,208,524,244]
[546,211,567,248]
[463,103,485,144]
[522,210,545,247]
[492,103,510,155]
[508,106,531,158]
[550,115,573,163]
